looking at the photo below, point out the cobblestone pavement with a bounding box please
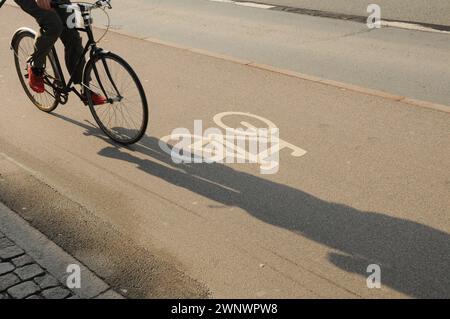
[0,231,76,299]
[0,202,124,300]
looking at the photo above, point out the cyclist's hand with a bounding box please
[36,0,52,10]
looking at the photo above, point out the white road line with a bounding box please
[234,2,275,9]
[208,0,275,10]
[0,152,42,178]
[207,0,450,34]
[381,20,450,34]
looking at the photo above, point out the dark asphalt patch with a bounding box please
[0,168,209,299]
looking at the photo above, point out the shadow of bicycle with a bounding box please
[53,112,450,298]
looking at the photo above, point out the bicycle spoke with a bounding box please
[14,33,58,112]
[86,54,147,144]
[89,61,143,135]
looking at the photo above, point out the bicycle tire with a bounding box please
[12,30,60,113]
[83,52,149,145]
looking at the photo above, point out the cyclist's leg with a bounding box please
[14,0,63,69]
[55,2,85,84]
[59,27,84,84]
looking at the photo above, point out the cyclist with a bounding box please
[14,0,105,104]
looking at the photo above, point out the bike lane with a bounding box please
[0,4,449,298]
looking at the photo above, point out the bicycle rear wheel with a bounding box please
[83,52,148,145]
[12,30,60,113]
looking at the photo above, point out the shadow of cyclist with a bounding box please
[52,114,450,298]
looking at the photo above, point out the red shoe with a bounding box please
[28,65,45,93]
[88,92,107,105]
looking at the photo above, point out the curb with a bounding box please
[0,202,124,299]
[106,28,450,116]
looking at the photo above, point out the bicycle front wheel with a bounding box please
[84,52,148,145]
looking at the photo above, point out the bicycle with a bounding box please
[11,0,149,145]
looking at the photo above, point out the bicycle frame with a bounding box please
[44,3,121,105]
[11,0,148,145]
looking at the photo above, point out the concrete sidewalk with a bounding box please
[0,202,123,299]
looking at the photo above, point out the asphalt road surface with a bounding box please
[1,3,449,298]
[89,0,450,106]
[249,0,450,26]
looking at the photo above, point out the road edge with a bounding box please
[137,35,450,115]
[0,201,124,299]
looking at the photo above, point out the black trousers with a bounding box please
[14,0,85,83]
